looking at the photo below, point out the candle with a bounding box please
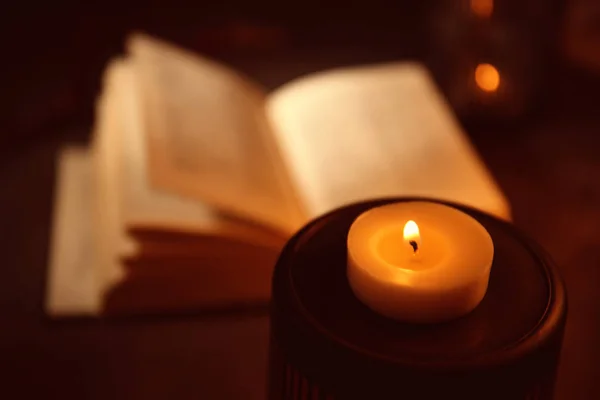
[347,201,494,323]
[270,198,566,399]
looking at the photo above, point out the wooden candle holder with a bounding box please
[268,198,567,400]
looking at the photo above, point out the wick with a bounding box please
[409,240,419,254]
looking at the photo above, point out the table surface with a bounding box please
[1,45,600,399]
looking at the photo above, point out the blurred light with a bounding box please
[470,0,493,18]
[475,63,500,93]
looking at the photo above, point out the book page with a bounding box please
[46,63,139,317]
[127,34,304,234]
[46,146,101,316]
[78,59,287,316]
[91,64,134,299]
[107,59,286,250]
[266,63,510,220]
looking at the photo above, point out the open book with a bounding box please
[47,34,510,317]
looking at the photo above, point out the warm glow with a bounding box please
[470,0,493,18]
[403,220,421,253]
[475,63,500,93]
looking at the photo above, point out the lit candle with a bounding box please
[347,201,494,323]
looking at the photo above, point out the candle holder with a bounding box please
[268,198,566,400]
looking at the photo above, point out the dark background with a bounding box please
[1,2,600,399]
[0,0,425,154]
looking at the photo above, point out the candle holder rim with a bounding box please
[276,196,567,373]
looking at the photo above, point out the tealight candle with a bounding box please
[347,201,494,323]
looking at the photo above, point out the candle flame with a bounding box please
[403,220,421,254]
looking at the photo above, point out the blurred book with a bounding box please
[46,34,510,317]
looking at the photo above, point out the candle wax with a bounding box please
[347,201,494,323]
